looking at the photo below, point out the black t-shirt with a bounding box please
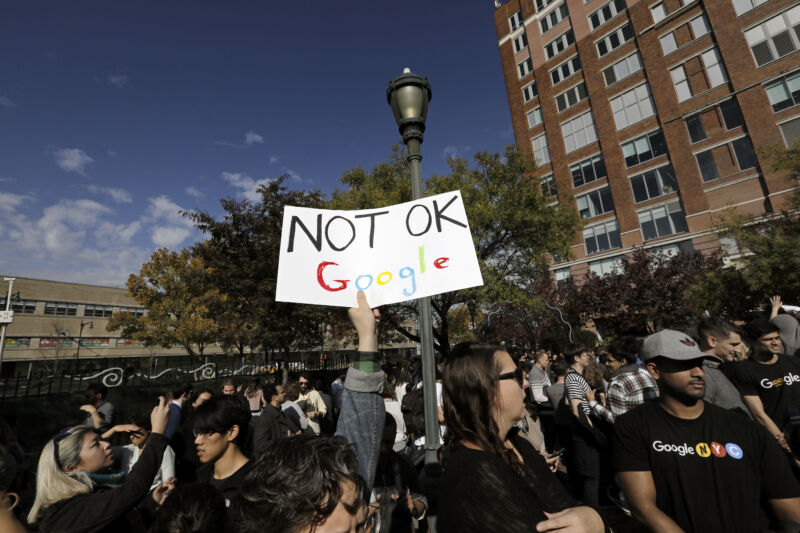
[613,401,800,533]
[729,355,800,427]
[439,433,576,532]
[197,459,254,506]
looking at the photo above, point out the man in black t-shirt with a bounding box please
[613,329,800,532]
[729,318,800,454]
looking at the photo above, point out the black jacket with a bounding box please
[251,404,295,457]
[38,433,168,533]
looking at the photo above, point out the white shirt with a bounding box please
[112,443,175,491]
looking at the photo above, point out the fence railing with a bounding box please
[0,347,417,399]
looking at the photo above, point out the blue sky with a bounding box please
[0,1,514,286]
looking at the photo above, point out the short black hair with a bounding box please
[606,337,640,365]
[86,382,108,398]
[128,412,151,431]
[192,395,251,446]
[744,318,780,343]
[696,317,739,351]
[261,382,280,402]
[231,435,364,533]
[550,358,568,378]
[565,344,589,365]
[170,383,193,402]
[151,484,227,533]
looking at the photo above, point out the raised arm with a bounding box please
[617,471,685,532]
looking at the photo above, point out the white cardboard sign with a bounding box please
[276,191,484,307]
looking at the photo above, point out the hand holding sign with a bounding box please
[276,191,483,307]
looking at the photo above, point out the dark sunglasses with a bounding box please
[496,367,525,388]
[52,427,74,468]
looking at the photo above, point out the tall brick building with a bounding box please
[493,0,800,281]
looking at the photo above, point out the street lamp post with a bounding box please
[387,68,439,467]
[0,277,16,375]
[75,320,93,366]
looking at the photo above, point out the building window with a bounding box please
[518,57,533,78]
[660,33,678,55]
[11,300,36,314]
[536,0,560,12]
[584,219,622,254]
[610,83,656,130]
[510,10,523,32]
[621,129,668,167]
[532,134,551,165]
[556,81,588,112]
[589,0,626,30]
[541,3,569,34]
[85,305,113,318]
[670,49,727,102]
[696,149,719,181]
[550,55,581,85]
[603,52,643,85]
[765,71,800,112]
[685,113,707,143]
[720,99,744,130]
[670,66,692,102]
[562,111,598,153]
[630,164,678,203]
[638,201,688,240]
[119,306,146,317]
[577,186,615,218]
[555,267,573,285]
[44,302,78,316]
[522,81,538,103]
[596,22,634,57]
[540,173,558,197]
[651,2,667,23]
[731,0,769,16]
[732,137,758,170]
[779,116,800,146]
[513,32,529,53]
[744,5,800,67]
[571,154,607,187]
[589,256,624,276]
[527,107,543,128]
[545,29,575,59]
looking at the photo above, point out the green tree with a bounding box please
[695,141,800,311]
[329,145,582,353]
[107,248,220,356]
[185,177,342,357]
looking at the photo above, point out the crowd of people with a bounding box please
[1,292,800,532]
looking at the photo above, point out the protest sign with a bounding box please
[276,191,483,307]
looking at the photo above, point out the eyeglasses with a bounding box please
[496,367,525,388]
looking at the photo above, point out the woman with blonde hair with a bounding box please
[28,397,172,532]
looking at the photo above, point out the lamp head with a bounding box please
[387,68,432,144]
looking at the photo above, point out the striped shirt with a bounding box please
[564,368,591,416]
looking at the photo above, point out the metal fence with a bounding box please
[0,347,418,399]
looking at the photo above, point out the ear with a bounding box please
[645,361,660,380]
[707,335,717,348]
[226,425,240,442]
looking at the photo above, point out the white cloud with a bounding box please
[0,96,17,109]
[52,147,94,176]
[107,74,129,88]
[222,171,272,202]
[284,169,303,182]
[0,177,12,183]
[151,226,191,248]
[95,220,141,245]
[86,185,133,204]
[185,186,203,199]
[245,131,264,146]
[442,145,472,160]
[35,199,112,255]
[269,155,280,164]
[0,192,32,214]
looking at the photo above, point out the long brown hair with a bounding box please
[442,342,526,479]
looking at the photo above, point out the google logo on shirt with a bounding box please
[652,440,743,460]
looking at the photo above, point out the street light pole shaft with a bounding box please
[0,278,15,374]
[407,139,439,466]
